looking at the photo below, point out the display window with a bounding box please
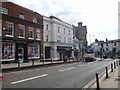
[28,43,40,59]
[2,42,15,61]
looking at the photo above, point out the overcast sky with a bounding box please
[10,0,119,45]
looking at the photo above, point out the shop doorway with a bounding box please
[45,47,51,59]
[18,47,24,62]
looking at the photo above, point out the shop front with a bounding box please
[2,40,40,62]
[57,46,72,59]
[15,42,27,62]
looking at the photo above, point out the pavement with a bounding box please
[1,59,77,72]
[87,61,120,89]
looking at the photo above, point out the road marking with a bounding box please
[88,62,94,64]
[4,69,34,75]
[48,65,63,68]
[11,74,48,84]
[82,65,112,90]
[58,67,75,72]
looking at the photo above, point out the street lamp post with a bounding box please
[100,43,104,60]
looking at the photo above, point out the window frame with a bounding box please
[6,21,14,37]
[46,35,49,42]
[68,38,71,43]
[46,24,49,30]
[33,17,37,23]
[19,13,24,19]
[18,24,25,38]
[1,7,8,14]
[64,28,66,34]
[57,36,61,42]
[28,27,34,39]
[58,26,60,33]
[68,30,70,35]
[36,29,41,40]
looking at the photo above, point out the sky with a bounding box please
[10,0,119,45]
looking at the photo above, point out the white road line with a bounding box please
[78,65,83,67]
[58,67,75,72]
[88,62,94,64]
[5,70,33,74]
[11,74,48,84]
[48,65,63,68]
[66,63,77,66]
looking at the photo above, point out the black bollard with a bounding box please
[51,58,52,64]
[96,73,100,90]
[32,60,34,66]
[119,60,120,65]
[58,58,59,63]
[111,63,113,72]
[18,60,20,68]
[114,61,116,69]
[116,61,118,66]
[106,67,109,78]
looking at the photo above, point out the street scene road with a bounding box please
[2,59,116,88]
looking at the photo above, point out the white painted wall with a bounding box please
[43,16,74,59]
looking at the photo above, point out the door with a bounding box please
[18,47,24,62]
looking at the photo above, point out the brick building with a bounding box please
[1,1,43,62]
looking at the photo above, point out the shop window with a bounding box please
[2,42,15,61]
[28,43,40,59]
[28,27,34,39]
[18,24,25,38]
[6,22,14,37]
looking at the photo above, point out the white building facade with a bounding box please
[91,39,120,58]
[43,16,74,60]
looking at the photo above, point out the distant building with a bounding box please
[91,39,120,58]
[74,22,87,56]
[1,2,43,62]
[43,16,74,60]
[73,25,81,60]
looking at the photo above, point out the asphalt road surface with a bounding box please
[2,59,117,88]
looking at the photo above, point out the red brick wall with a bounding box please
[2,2,44,59]
[2,2,43,40]
[2,2,43,24]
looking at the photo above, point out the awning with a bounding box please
[57,46,72,51]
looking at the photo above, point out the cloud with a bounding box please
[10,0,119,45]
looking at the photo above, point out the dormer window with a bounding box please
[33,17,37,23]
[19,13,24,19]
[1,7,8,14]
